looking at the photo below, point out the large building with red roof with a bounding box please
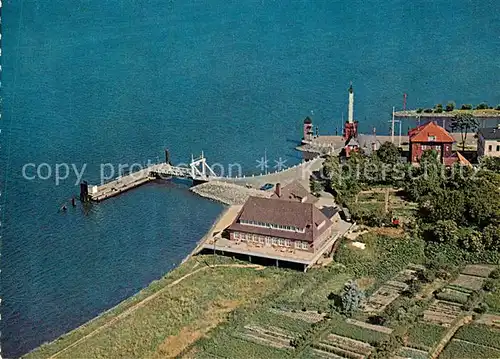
[226,184,334,253]
[408,121,455,164]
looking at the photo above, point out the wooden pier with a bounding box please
[80,153,218,202]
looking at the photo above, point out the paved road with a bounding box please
[220,157,324,188]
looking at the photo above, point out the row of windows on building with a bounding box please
[487,144,500,152]
[233,232,309,250]
[239,219,305,233]
[420,144,441,151]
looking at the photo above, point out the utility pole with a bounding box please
[264,148,268,175]
[391,106,395,143]
[403,93,407,111]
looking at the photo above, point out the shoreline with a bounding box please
[23,204,234,359]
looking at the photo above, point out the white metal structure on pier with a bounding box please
[152,152,217,181]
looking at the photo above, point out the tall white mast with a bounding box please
[348,83,354,124]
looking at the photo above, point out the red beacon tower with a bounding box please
[303,116,313,142]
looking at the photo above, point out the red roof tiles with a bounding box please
[409,122,455,143]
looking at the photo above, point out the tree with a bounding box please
[482,224,500,251]
[323,156,362,203]
[310,178,323,197]
[376,141,400,165]
[476,102,489,110]
[340,280,364,317]
[458,227,483,252]
[432,220,459,244]
[480,156,500,173]
[450,112,479,151]
[461,104,473,110]
[445,102,455,112]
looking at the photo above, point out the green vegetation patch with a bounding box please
[406,322,445,349]
[454,324,500,350]
[196,334,292,359]
[252,310,312,334]
[328,315,390,345]
[439,339,500,359]
[26,256,289,359]
[358,192,385,202]
[484,286,500,312]
[435,288,470,304]
[398,346,428,359]
[272,266,351,312]
[335,233,425,286]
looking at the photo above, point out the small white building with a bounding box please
[478,125,500,158]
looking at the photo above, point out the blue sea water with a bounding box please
[1,0,499,357]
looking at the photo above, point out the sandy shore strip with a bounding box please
[190,180,272,205]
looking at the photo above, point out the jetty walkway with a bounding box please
[80,153,324,203]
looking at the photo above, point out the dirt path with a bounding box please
[48,263,265,359]
[429,314,472,359]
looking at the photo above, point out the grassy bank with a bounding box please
[24,255,292,359]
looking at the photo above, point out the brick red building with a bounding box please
[226,196,334,253]
[408,122,454,164]
[270,181,318,204]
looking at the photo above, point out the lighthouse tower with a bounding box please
[343,83,358,140]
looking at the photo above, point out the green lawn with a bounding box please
[24,256,290,359]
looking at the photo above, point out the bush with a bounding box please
[474,302,489,314]
[496,105,500,111]
[476,102,489,110]
[461,104,473,110]
[416,108,423,113]
[463,290,480,311]
[434,108,443,113]
[423,108,433,113]
[483,279,496,292]
[489,268,500,279]
[445,102,455,112]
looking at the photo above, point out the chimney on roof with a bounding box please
[275,183,281,197]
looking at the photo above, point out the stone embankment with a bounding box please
[190,181,272,205]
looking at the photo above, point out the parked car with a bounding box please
[341,207,352,222]
[260,183,274,191]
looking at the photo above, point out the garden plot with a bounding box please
[436,287,471,304]
[268,308,325,323]
[460,264,496,278]
[454,323,500,350]
[423,300,463,326]
[311,348,346,359]
[397,346,428,359]
[439,338,500,359]
[312,333,373,359]
[451,274,486,291]
[236,324,294,349]
[345,318,393,334]
[476,313,500,328]
[363,280,408,313]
